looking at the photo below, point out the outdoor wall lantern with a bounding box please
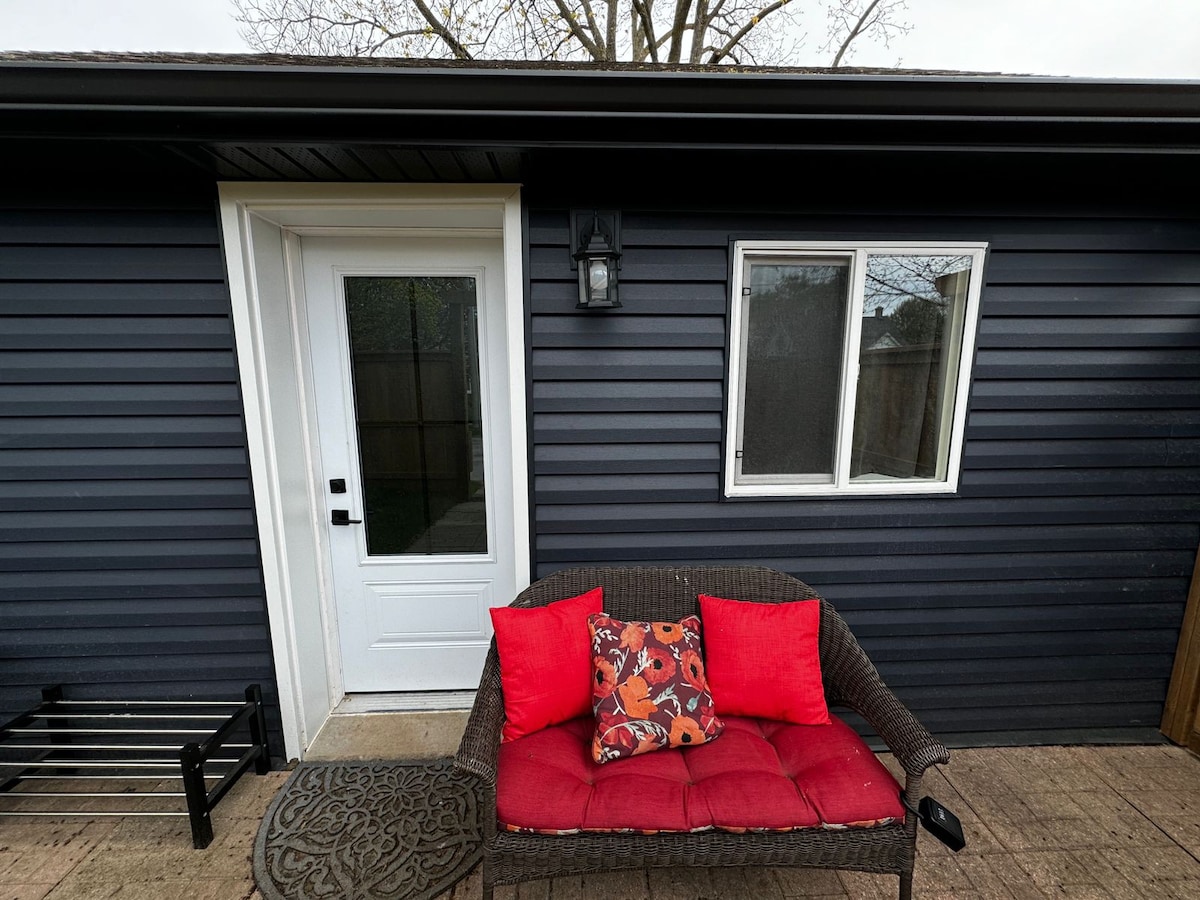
[570,210,622,310]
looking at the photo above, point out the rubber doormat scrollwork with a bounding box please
[254,759,482,900]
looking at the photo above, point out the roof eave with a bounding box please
[2,57,1199,153]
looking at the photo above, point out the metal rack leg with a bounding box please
[179,743,213,849]
[245,684,270,775]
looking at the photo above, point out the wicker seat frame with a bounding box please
[455,566,951,900]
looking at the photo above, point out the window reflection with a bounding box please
[851,256,972,481]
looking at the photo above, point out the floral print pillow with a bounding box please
[588,613,724,763]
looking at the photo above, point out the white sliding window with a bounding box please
[725,242,986,497]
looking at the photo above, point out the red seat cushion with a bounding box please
[497,715,904,835]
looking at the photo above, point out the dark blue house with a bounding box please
[2,53,1198,761]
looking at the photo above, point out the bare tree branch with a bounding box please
[706,0,791,64]
[606,0,619,59]
[824,0,910,67]
[549,0,604,57]
[667,0,694,63]
[580,0,614,56]
[631,0,661,62]
[235,0,909,68]
[688,0,709,62]
[830,0,878,67]
[411,0,475,58]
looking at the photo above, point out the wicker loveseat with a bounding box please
[455,566,951,900]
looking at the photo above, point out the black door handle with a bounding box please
[331,510,363,526]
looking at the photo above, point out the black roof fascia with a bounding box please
[2,58,1199,153]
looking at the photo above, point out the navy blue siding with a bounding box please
[0,189,281,753]
[4,159,1197,749]
[527,204,1200,745]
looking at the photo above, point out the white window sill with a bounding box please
[724,480,960,499]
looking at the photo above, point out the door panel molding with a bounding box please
[217,183,528,760]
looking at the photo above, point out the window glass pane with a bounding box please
[851,255,972,481]
[739,259,849,480]
[344,276,487,555]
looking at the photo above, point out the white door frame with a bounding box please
[217,184,530,761]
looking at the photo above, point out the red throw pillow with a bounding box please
[588,613,724,763]
[698,594,830,726]
[490,587,604,742]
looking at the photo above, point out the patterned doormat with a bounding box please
[254,759,482,900]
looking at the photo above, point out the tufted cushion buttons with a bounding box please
[497,715,904,835]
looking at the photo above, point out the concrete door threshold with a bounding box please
[305,697,471,761]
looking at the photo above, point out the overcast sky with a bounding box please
[2,0,1198,79]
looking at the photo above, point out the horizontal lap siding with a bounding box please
[529,207,1200,745]
[0,195,280,753]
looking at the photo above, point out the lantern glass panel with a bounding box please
[588,258,610,301]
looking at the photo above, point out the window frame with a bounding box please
[724,240,988,498]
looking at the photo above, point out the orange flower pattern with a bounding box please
[668,715,705,746]
[589,613,724,763]
[619,621,646,652]
[616,675,658,719]
[652,622,684,644]
[679,648,706,692]
[641,647,677,685]
[593,657,618,698]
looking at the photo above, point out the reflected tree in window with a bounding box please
[852,255,972,481]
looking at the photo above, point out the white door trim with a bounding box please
[217,183,530,761]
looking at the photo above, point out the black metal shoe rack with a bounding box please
[0,684,270,848]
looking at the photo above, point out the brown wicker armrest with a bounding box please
[454,646,504,787]
[819,600,949,779]
[837,677,950,779]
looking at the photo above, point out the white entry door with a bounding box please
[300,235,518,693]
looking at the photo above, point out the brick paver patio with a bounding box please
[1,744,1198,899]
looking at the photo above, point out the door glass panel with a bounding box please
[344,276,487,556]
